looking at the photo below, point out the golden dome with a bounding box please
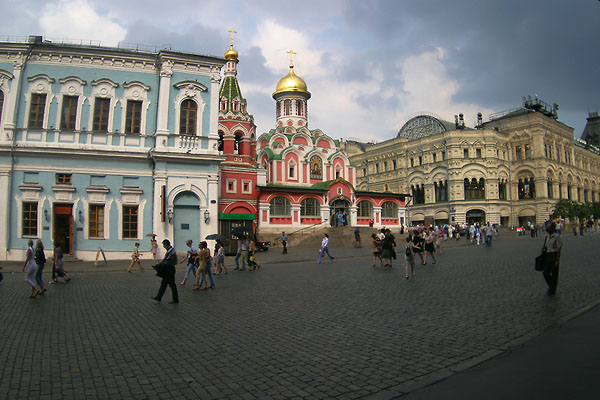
[224,45,238,61]
[273,66,310,97]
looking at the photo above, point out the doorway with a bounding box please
[466,209,486,226]
[330,199,350,226]
[53,204,73,253]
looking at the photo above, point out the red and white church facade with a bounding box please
[217,40,405,245]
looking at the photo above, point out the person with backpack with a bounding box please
[34,239,47,296]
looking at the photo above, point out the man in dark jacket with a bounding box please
[152,239,179,304]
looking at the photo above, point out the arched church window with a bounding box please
[300,198,320,216]
[270,196,291,216]
[234,131,243,155]
[179,99,197,135]
[381,202,398,218]
[276,101,281,118]
[296,100,303,116]
[220,98,227,112]
[284,99,291,116]
[357,200,373,218]
[310,156,322,179]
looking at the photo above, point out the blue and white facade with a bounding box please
[0,37,226,260]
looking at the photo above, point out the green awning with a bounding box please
[219,213,256,220]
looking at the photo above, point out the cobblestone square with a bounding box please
[1,234,599,399]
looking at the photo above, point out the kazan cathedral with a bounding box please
[217,41,405,249]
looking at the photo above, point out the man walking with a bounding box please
[484,222,494,248]
[151,239,179,304]
[354,227,361,248]
[279,232,289,254]
[542,222,562,296]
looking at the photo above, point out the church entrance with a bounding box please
[330,199,350,226]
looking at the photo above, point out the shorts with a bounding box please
[217,255,225,264]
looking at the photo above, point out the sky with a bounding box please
[1,0,598,142]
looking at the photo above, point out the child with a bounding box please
[127,242,144,272]
[405,236,416,279]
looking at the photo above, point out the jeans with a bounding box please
[318,246,334,263]
[235,253,241,269]
[485,235,492,248]
[199,261,215,287]
[35,262,45,287]
[184,262,196,279]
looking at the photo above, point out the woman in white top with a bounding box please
[317,233,334,264]
[22,239,39,298]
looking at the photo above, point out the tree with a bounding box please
[552,199,576,220]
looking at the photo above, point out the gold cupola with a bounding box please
[272,50,311,98]
[224,45,238,61]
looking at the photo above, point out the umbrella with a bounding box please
[205,234,225,240]
[231,226,252,237]
[145,233,157,237]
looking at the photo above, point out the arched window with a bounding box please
[300,198,320,216]
[381,201,398,218]
[234,131,243,154]
[518,177,535,199]
[464,178,485,200]
[284,99,291,116]
[412,184,425,204]
[276,101,281,118]
[296,99,303,116]
[434,180,448,202]
[179,99,197,135]
[217,131,224,152]
[220,98,227,112]
[0,90,4,126]
[270,196,291,216]
[357,200,373,218]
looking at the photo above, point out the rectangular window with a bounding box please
[392,160,397,169]
[242,180,251,194]
[89,204,105,238]
[464,149,469,158]
[410,159,414,167]
[516,146,523,160]
[432,153,437,163]
[56,173,72,185]
[547,182,553,199]
[60,95,78,130]
[476,148,482,158]
[442,151,446,160]
[376,163,380,173]
[122,205,138,239]
[93,98,110,132]
[524,144,531,159]
[125,100,142,134]
[22,202,38,237]
[28,93,46,129]
[418,156,422,165]
[226,179,236,193]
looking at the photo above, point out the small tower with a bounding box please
[273,50,311,129]
[218,29,256,165]
[581,111,600,147]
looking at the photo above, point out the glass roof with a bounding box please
[397,115,449,141]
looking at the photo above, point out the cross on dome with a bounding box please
[286,49,296,68]
[228,29,237,47]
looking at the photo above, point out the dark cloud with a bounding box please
[237,46,278,85]
[342,0,600,135]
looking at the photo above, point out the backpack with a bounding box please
[405,244,412,257]
[34,247,46,264]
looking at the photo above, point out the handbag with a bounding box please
[534,237,547,271]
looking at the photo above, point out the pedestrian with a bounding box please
[248,237,261,271]
[435,227,444,254]
[380,229,397,267]
[317,233,334,263]
[214,240,228,274]
[194,241,215,290]
[34,239,47,296]
[475,224,481,245]
[541,222,562,296]
[51,243,70,283]
[343,211,348,226]
[279,231,289,254]
[151,239,179,303]
[127,242,144,273]
[531,223,536,238]
[423,228,436,264]
[337,211,344,227]
[412,231,425,265]
[484,222,494,248]
[371,234,382,267]
[179,240,197,285]
[579,222,584,237]
[236,236,250,271]
[150,238,158,261]
[23,239,40,298]
[234,237,242,270]
[354,227,361,248]
[404,236,418,279]
[587,219,594,237]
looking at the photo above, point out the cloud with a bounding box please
[39,0,126,46]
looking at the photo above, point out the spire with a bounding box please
[224,28,239,61]
[286,49,296,69]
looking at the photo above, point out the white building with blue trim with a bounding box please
[0,36,225,260]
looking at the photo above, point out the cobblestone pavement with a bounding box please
[1,234,599,399]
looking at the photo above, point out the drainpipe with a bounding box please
[405,149,410,226]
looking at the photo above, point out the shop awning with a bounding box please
[219,213,256,220]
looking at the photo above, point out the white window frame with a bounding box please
[121,81,150,135]
[226,179,236,193]
[242,180,252,194]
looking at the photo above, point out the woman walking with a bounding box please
[412,231,425,265]
[23,239,39,298]
[179,240,197,285]
[380,229,397,267]
[150,238,158,261]
[317,233,334,263]
[435,227,444,254]
[371,233,383,267]
[214,240,228,274]
[423,228,436,264]
[127,242,144,272]
[194,241,215,291]
[34,239,47,295]
[405,236,418,279]
[52,243,71,283]
[542,222,562,296]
